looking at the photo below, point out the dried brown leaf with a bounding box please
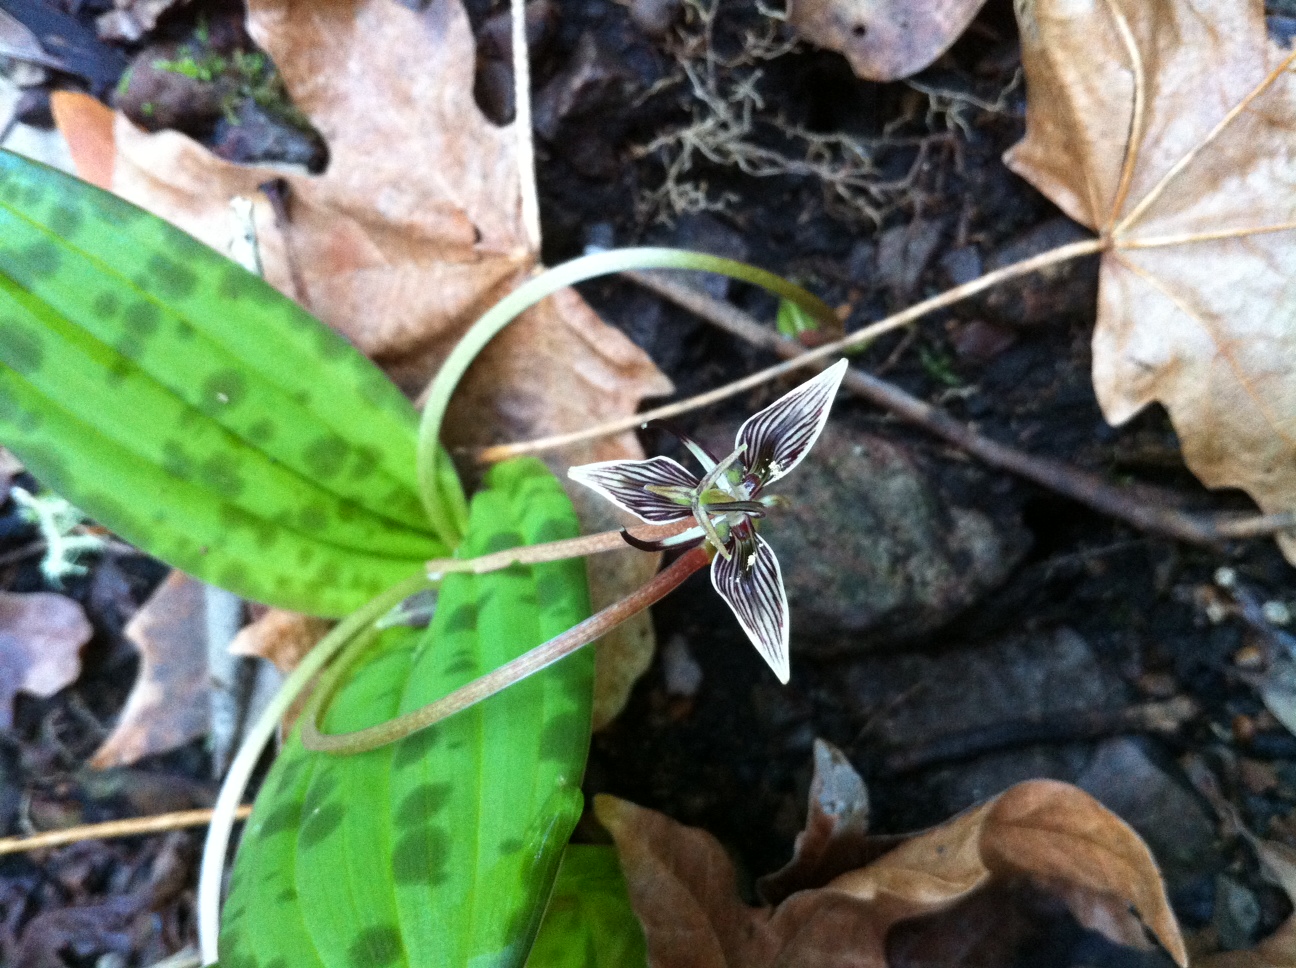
[50,91,115,190]
[1005,0,1296,562]
[0,591,89,729]
[598,779,1187,968]
[227,607,330,674]
[758,738,877,903]
[90,571,208,768]
[787,0,989,81]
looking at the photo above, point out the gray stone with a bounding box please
[848,627,1131,816]
[747,422,1027,649]
[1078,738,1221,892]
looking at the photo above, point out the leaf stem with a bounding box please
[301,545,710,755]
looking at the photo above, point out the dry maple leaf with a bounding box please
[0,590,90,728]
[1005,0,1296,561]
[787,0,989,80]
[90,571,209,768]
[597,777,1187,968]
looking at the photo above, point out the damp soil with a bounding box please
[4,0,1296,965]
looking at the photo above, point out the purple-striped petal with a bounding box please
[735,358,848,487]
[568,457,700,523]
[711,531,790,683]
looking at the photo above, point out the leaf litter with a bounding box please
[10,0,1296,962]
[89,571,209,769]
[0,590,90,730]
[597,741,1187,968]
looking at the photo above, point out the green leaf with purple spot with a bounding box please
[220,459,595,967]
[0,151,468,616]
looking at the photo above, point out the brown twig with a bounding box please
[626,274,1296,548]
[0,805,253,856]
[472,239,1103,464]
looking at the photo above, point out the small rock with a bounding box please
[736,422,1027,647]
[851,627,1130,822]
[1214,875,1262,950]
[982,217,1100,328]
[211,98,327,170]
[1078,738,1220,892]
[662,635,703,698]
[114,41,232,135]
[845,239,875,283]
[629,0,681,38]
[939,245,983,287]
[875,218,945,300]
[473,0,559,125]
[534,32,632,140]
[949,318,1016,364]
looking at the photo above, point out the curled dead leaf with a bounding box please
[787,0,989,81]
[1006,0,1296,563]
[0,591,90,729]
[597,777,1186,968]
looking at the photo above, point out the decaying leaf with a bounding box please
[58,0,671,721]
[597,776,1187,968]
[0,591,90,729]
[1006,0,1296,562]
[91,571,208,768]
[787,0,989,80]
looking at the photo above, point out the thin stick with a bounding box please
[1116,48,1296,236]
[511,0,541,251]
[302,545,710,755]
[473,238,1105,463]
[0,806,253,856]
[425,520,692,576]
[632,271,1296,547]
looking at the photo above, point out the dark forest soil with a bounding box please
[3,0,1296,965]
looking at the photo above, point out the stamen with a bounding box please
[691,445,748,561]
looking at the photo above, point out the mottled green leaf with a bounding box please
[526,846,648,968]
[0,150,467,616]
[220,458,595,967]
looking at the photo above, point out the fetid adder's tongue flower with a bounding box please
[568,359,849,684]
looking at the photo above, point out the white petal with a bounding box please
[735,358,848,487]
[568,457,699,523]
[710,532,790,683]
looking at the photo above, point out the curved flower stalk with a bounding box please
[569,359,849,683]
